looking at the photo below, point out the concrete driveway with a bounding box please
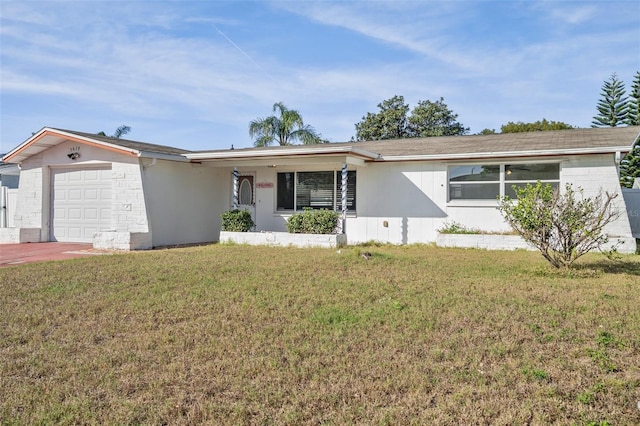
[0,242,108,267]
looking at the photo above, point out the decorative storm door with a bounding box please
[237,174,255,225]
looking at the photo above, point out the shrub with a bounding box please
[437,221,481,234]
[498,182,621,269]
[221,209,255,232]
[287,208,340,234]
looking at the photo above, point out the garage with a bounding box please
[51,167,112,243]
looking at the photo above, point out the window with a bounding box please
[504,163,559,198]
[277,170,357,212]
[448,163,559,201]
[449,165,500,200]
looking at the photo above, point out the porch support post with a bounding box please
[232,167,239,209]
[339,163,348,234]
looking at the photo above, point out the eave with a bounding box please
[186,146,379,167]
[378,145,634,162]
[2,128,140,163]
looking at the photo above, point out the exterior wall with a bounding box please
[143,160,227,247]
[347,162,448,244]
[562,154,633,239]
[219,155,635,252]
[10,153,46,239]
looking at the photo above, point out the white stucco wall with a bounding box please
[231,154,635,251]
[561,154,633,238]
[346,162,449,244]
[11,154,46,237]
[142,160,227,247]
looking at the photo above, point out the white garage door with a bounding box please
[51,167,112,243]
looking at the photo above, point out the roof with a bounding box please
[4,126,639,165]
[2,127,191,163]
[188,126,640,163]
[53,129,192,156]
[353,126,640,160]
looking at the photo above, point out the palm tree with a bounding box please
[249,102,320,147]
[97,125,131,139]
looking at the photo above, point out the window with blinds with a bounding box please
[277,171,356,212]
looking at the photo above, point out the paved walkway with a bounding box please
[0,242,109,267]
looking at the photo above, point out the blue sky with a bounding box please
[1,0,639,152]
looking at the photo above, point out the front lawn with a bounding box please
[1,245,638,424]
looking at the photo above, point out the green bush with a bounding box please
[221,209,255,232]
[498,182,621,269]
[437,221,481,234]
[287,208,340,234]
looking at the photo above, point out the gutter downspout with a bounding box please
[143,158,157,170]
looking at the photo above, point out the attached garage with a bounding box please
[50,167,112,243]
[0,127,207,249]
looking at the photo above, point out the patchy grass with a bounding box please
[1,245,639,425]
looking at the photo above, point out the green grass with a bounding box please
[1,245,639,424]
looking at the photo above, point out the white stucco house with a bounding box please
[1,126,638,252]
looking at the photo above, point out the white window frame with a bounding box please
[447,162,560,205]
[276,170,356,213]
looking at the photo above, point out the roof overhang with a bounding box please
[2,128,140,163]
[378,145,635,162]
[186,146,380,168]
[2,127,189,163]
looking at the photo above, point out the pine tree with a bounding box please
[619,71,640,187]
[619,140,640,188]
[627,71,640,126]
[591,73,628,127]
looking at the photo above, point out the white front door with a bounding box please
[51,167,112,242]
[237,174,256,227]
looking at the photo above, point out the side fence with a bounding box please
[1,187,18,228]
[622,188,640,238]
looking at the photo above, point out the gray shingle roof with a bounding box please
[53,128,192,156]
[189,126,640,161]
[351,126,640,158]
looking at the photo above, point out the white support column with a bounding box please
[339,163,348,234]
[232,167,239,209]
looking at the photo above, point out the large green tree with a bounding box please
[592,73,628,127]
[619,140,640,188]
[408,97,469,137]
[627,71,640,126]
[249,102,320,147]
[354,95,409,141]
[501,119,574,133]
[354,95,467,141]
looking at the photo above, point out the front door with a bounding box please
[237,174,256,227]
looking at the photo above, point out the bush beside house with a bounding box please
[221,210,255,232]
[286,209,340,234]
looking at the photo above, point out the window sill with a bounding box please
[274,211,357,218]
[447,200,499,208]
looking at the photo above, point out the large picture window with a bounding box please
[449,163,559,201]
[277,171,356,212]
